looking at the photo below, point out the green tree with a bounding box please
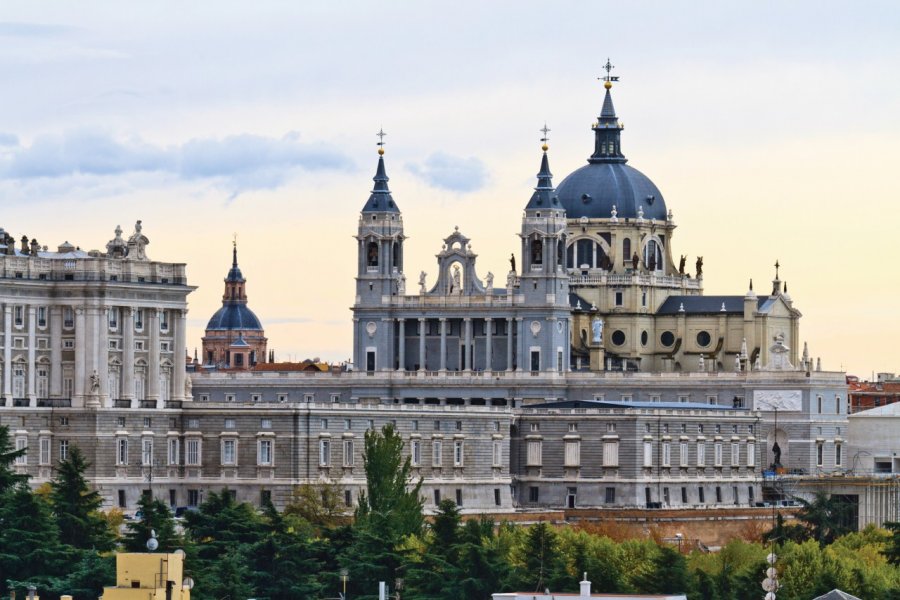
[634,546,693,596]
[344,423,424,599]
[405,499,464,600]
[49,445,115,551]
[794,492,854,545]
[0,485,70,595]
[284,481,348,530]
[250,501,326,600]
[506,521,569,593]
[122,493,181,552]
[456,517,509,600]
[46,551,116,600]
[0,424,28,493]
[204,548,254,600]
[884,521,900,565]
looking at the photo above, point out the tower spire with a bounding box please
[590,58,626,164]
[526,124,558,210]
[361,128,399,213]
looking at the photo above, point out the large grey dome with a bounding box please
[205,304,263,331]
[555,162,667,220]
[554,81,667,221]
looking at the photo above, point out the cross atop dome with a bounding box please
[376,127,387,155]
[598,58,620,89]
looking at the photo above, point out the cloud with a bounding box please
[0,129,354,197]
[407,152,488,193]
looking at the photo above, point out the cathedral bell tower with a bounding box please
[353,133,405,371]
[517,133,571,372]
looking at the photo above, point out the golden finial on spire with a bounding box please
[540,122,550,152]
[376,127,386,155]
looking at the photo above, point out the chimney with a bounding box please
[580,573,591,598]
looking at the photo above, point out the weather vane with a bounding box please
[540,123,551,145]
[232,232,237,248]
[598,58,620,83]
[376,127,387,148]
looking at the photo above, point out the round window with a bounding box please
[641,330,649,346]
[660,331,675,347]
[611,330,626,346]
[696,331,712,347]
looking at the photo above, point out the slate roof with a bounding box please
[656,295,771,315]
[812,590,862,600]
[361,154,400,213]
[556,162,667,220]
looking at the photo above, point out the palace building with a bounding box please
[0,73,849,518]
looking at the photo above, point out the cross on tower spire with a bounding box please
[540,123,551,151]
[376,127,387,155]
[598,58,620,86]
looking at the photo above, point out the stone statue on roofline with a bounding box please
[126,220,150,261]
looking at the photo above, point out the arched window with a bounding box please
[622,238,631,264]
[392,241,401,270]
[557,238,565,266]
[575,239,593,268]
[643,239,663,271]
[531,238,543,265]
[366,241,379,267]
[566,244,575,268]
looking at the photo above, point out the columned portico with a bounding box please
[27,305,36,405]
[506,317,514,372]
[418,318,426,371]
[122,307,135,402]
[397,318,405,371]
[485,317,493,371]
[148,309,160,404]
[49,306,62,397]
[439,318,447,372]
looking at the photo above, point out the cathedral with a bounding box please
[0,73,848,516]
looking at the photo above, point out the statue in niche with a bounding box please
[648,251,656,271]
[771,441,782,469]
[695,256,704,278]
[418,271,427,293]
[485,271,494,289]
[90,370,100,393]
[678,254,686,275]
[591,317,603,344]
[126,220,150,261]
[631,252,639,271]
[450,264,461,294]
[185,376,193,398]
[509,253,516,273]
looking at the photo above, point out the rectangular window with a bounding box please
[455,420,462,431]
[455,489,462,507]
[492,440,502,467]
[159,310,169,332]
[188,490,199,507]
[643,440,653,467]
[143,417,151,428]
[662,441,671,467]
[816,443,824,467]
[697,442,706,467]
[604,487,615,504]
[434,489,441,505]
[529,486,539,503]
[699,487,705,503]
[565,440,580,467]
[663,487,670,505]
[142,438,153,466]
[714,442,723,466]
[258,439,273,466]
[715,486,723,503]
[530,422,539,432]
[135,309,144,330]
[527,440,542,466]
[747,442,756,467]
[261,419,272,429]
[186,439,201,466]
[568,422,578,432]
[116,438,128,465]
[411,440,421,466]
[603,440,619,467]
[494,488,501,506]
[59,439,69,461]
[680,442,689,467]
[817,395,823,414]
[39,438,51,465]
[344,489,352,507]
[835,443,842,466]
[224,418,236,429]
[344,419,352,430]
[14,305,23,327]
[108,308,118,330]
[37,306,47,328]
[731,443,740,467]
[187,418,199,429]
[733,486,739,505]
[607,423,617,433]
[432,440,442,467]
[615,291,623,306]
[320,418,328,429]
[452,440,464,467]
[681,487,688,504]
[343,439,354,467]
[319,439,330,467]
[221,439,236,465]
[168,438,179,465]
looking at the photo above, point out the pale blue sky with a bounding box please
[2,1,898,376]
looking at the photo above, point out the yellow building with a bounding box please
[101,552,191,600]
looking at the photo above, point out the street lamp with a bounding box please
[340,568,349,600]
